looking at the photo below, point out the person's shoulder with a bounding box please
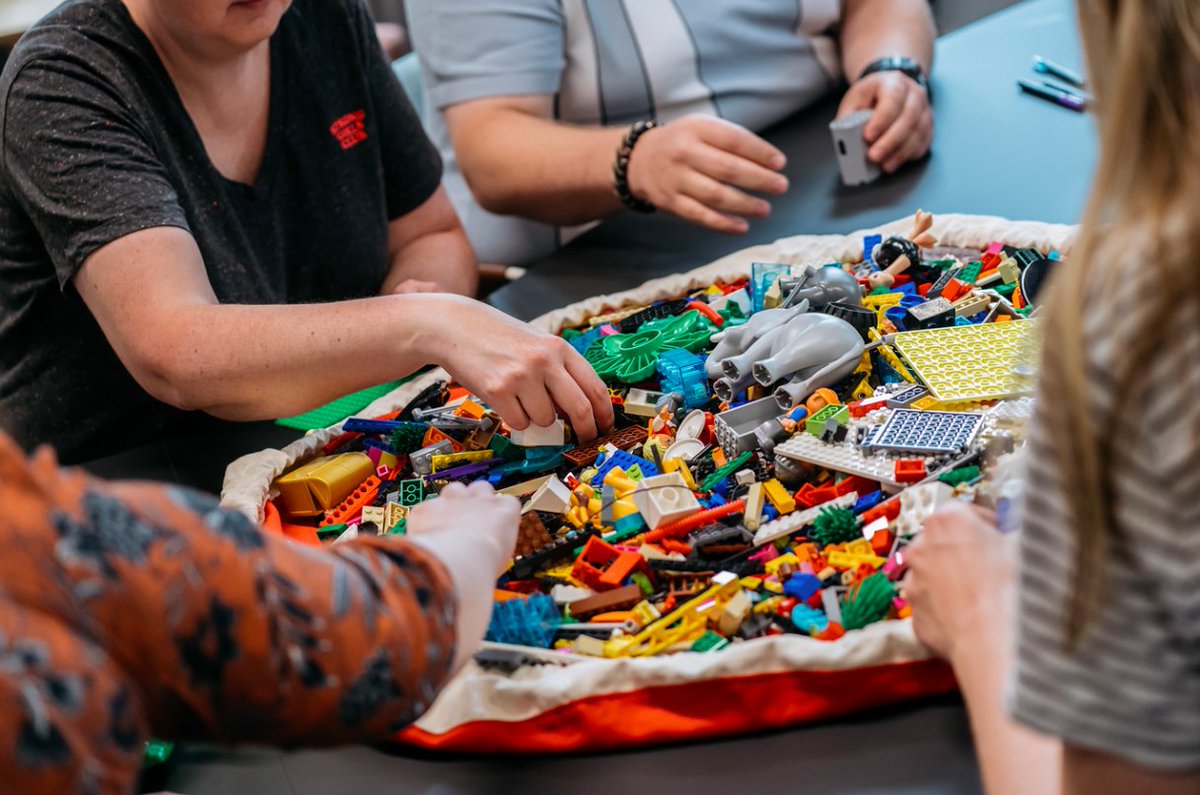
[282,0,377,57]
[1,0,148,102]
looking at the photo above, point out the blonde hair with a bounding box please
[1042,0,1200,644]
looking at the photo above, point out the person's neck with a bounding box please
[121,0,266,104]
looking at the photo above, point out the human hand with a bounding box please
[904,501,1015,664]
[837,71,933,173]
[407,481,520,576]
[626,115,789,235]
[432,297,615,441]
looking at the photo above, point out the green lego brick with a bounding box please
[691,631,730,652]
[958,261,983,284]
[276,378,413,431]
[700,450,754,492]
[805,404,849,436]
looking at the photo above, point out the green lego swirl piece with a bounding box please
[585,311,716,384]
[840,572,896,630]
[807,506,862,548]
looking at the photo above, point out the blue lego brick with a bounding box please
[568,325,606,355]
[750,262,791,313]
[342,417,410,434]
[863,234,883,264]
[485,593,561,649]
[783,573,823,601]
[791,604,830,635]
[591,449,658,487]
[761,505,779,523]
[885,305,908,331]
[854,490,884,514]
[657,349,711,410]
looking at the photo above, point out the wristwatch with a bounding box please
[858,56,931,100]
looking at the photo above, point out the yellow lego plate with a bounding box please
[892,320,1038,402]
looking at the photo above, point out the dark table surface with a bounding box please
[89,0,1094,791]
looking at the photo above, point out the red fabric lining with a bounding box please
[395,658,956,754]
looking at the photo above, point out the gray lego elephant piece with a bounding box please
[705,306,805,381]
[780,265,863,309]
[707,309,864,407]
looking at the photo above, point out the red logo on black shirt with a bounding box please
[330,110,367,149]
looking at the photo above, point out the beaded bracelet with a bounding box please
[612,120,659,213]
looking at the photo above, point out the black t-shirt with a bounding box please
[0,0,442,463]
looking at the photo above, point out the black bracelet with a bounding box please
[612,120,659,213]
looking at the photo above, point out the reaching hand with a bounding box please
[837,70,933,174]
[406,481,520,576]
[904,501,1015,663]
[626,115,789,235]
[433,297,615,441]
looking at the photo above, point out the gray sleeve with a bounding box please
[1007,277,1200,772]
[405,0,566,109]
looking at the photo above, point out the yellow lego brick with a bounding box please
[274,452,375,518]
[360,506,386,532]
[762,580,784,594]
[863,292,903,325]
[431,449,493,473]
[607,574,742,657]
[631,600,661,628]
[892,320,1038,402]
[762,478,796,514]
[744,482,765,531]
[753,595,784,613]
[764,552,798,576]
[382,503,407,532]
[739,576,764,591]
[911,396,939,411]
[662,458,697,491]
[825,550,885,570]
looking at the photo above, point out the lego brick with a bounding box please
[509,420,567,447]
[562,425,649,469]
[743,482,764,531]
[485,594,561,648]
[274,452,375,518]
[631,472,701,530]
[714,397,782,455]
[567,584,645,621]
[591,449,658,487]
[523,477,572,515]
[752,492,858,546]
[774,433,922,488]
[885,385,927,408]
[805,404,849,436]
[624,388,666,417]
[514,513,554,558]
[762,478,796,514]
[319,475,382,528]
[868,410,985,455]
[892,320,1038,402]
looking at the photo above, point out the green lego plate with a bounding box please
[275,377,414,431]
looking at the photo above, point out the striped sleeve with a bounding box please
[1008,267,1200,772]
[405,0,565,109]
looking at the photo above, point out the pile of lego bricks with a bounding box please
[267,235,1052,662]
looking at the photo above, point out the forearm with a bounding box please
[452,107,626,225]
[953,635,1060,795]
[380,226,478,296]
[839,0,935,79]
[149,294,454,420]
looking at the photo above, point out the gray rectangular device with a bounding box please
[829,110,881,187]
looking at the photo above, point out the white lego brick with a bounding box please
[774,433,935,488]
[624,388,666,418]
[631,472,701,529]
[523,476,572,515]
[509,420,567,447]
[752,492,858,546]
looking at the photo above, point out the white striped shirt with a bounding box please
[406,0,844,265]
[1011,262,1200,771]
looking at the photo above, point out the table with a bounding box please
[100,0,1094,791]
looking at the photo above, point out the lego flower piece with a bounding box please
[586,311,717,383]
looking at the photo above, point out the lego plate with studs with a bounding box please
[236,214,1066,752]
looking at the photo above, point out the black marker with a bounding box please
[1032,55,1085,88]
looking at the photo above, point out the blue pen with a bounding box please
[1033,55,1085,88]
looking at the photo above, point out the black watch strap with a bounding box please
[858,56,931,99]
